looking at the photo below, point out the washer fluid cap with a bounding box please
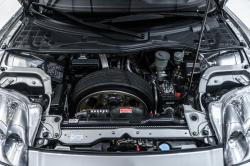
[159,143,170,151]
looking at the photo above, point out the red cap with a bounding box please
[149,110,153,114]
[175,93,181,97]
[136,146,140,152]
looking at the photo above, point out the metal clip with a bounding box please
[99,54,109,69]
[235,76,249,86]
[0,78,14,88]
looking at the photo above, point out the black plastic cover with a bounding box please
[71,59,100,74]
[51,84,65,110]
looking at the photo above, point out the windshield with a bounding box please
[39,0,210,13]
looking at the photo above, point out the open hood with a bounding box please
[18,0,225,13]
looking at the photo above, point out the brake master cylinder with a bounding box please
[155,51,170,81]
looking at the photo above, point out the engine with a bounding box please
[0,48,248,152]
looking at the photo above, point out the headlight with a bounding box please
[209,86,250,165]
[0,88,42,166]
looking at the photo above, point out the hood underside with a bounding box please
[19,0,225,13]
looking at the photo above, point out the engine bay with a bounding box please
[1,44,249,152]
[1,4,250,153]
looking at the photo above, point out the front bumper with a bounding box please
[29,147,224,166]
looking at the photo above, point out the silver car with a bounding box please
[0,0,249,165]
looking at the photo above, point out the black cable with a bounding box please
[145,52,155,77]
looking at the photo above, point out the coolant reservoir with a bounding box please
[155,51,170,70]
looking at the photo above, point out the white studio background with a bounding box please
[0,0,21,29]
[226,0,250,30]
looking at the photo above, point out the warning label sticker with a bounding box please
[70,134,83,141]
[120,108,132,113]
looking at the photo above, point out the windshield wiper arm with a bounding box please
[31,3,146,39]
[99,12,203,24]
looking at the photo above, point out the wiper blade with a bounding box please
[100,12,203,24]
[31,3,146,39]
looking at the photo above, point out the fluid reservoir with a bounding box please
[159,143,170,151]
[155,51,170,70]
[174,52,184,65]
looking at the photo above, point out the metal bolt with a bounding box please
[244,65,249,69]
[149,133,152,135]
[41,117,46,121]
[136,131,139,134]
[37,139,44,145]
[214,80,218,83]
[10,102,18,109]
[32,81,36,85]
[42,132,49,138]
[202,130,209,136]
[112,131,115,135]
[54,117,61,122]
[191,116,198,121]
[202,64,207,68]
[55,133,59,137]
[208,137,214,143]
